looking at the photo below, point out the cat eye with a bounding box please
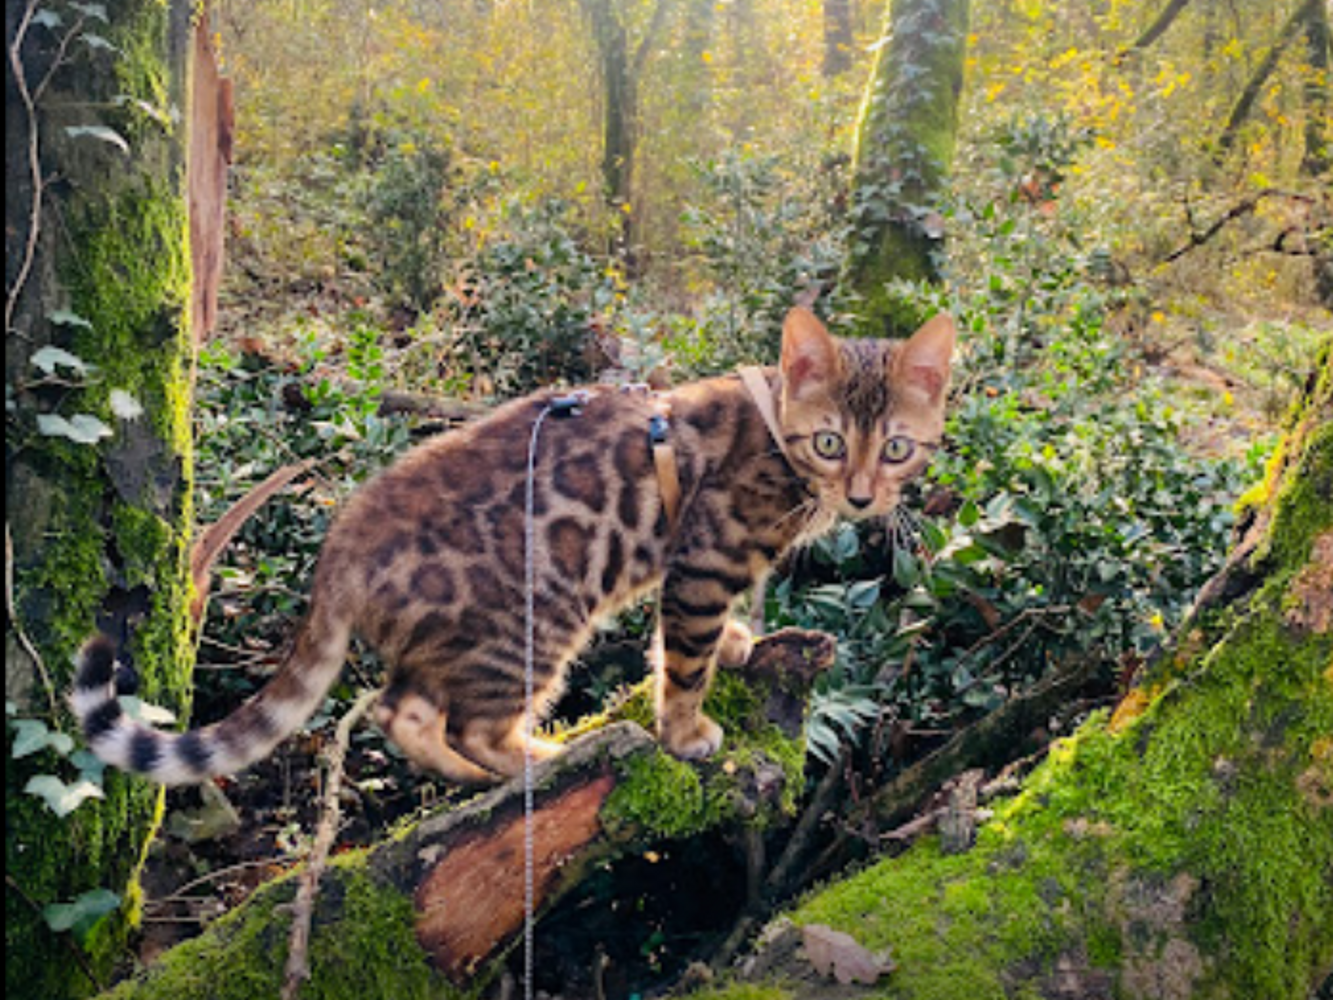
[811,430,847,460]
[881,435,916,464]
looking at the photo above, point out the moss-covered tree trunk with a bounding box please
[691,351,1333,1000]
[839,0,968,338]
[5,2,198,997]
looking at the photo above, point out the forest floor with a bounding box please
[121,268,1329,998]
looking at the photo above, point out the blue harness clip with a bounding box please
[549,391,591,418]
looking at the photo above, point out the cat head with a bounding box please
[777,306,955,519]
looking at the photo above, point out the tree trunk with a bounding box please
[89,630,837,999]
[580,0,671,274]
[839,0,969,338]
[1216,0,1316,160]
[823,0,854,77]
[1126,0,1194,53]
[1300,0,1331,177]
[698,349,1333,1000]
[5,2,203,997]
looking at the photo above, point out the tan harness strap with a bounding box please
[648,400,682,529]
[738,366,790,462]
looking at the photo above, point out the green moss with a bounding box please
[1262,418,1332,576]
[783,558,1332,999]
[102,856,467,1000]
[604,752,729,840]
[598,668,810,840]
[779,398,1332,996]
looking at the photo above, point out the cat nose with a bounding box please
[847,495,873,511]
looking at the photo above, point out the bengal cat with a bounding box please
[73,307,955,785]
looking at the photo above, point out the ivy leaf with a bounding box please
[68,1,108,22]
[36,413,114,444]
[23,775,105,817]
[113,94,174,127]
[69,749,108,784]
[30,346,89,378]
[46,308,93,330]
[80,32,119,54]
[109,389,144,420]
[33,8,62,29]
[9,719,75,759]
[64,125,129,155]
[43,889,120,938]
[118,696,177,726]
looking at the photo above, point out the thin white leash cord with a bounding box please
[521,391,587,1000]
[522,403,549,1000]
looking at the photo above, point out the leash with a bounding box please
[520,388,677,999]
[522,391,587,1000]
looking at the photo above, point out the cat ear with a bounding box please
[896,313,956,403]
[780,307,839,399]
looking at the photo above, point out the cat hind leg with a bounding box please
[454,717,563,780]
[375,692,499,785]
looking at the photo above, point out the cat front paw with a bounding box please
[716,619,755,667]
[660,713,724,761]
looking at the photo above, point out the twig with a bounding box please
[281,688,379,1000]
[712,747,851,972]
[190,459,316,624]
[761,747,847,904]
[794,656,1099,886]
[142,855,298,913]
[6,0,88,336]
[6,521,59,719]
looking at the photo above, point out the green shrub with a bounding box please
[439,197,616,396]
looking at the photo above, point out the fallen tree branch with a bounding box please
[1162,188,1315,264]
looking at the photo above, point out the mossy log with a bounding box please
[691,353,1333,1000]
[94,628,835,999]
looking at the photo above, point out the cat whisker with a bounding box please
[772,497,820,533]
[884,505,922,561]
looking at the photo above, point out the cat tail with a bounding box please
[70,602,352,786]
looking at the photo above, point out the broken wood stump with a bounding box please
[389,625,837,982]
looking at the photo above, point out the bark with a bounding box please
[91,629,837,999]
[1216,0,1316,160]
[839,0,969,338]
[701,349,1333,1000]
[186,8,232,344]
[5,2,198,998]
[1300,0,1331,177]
